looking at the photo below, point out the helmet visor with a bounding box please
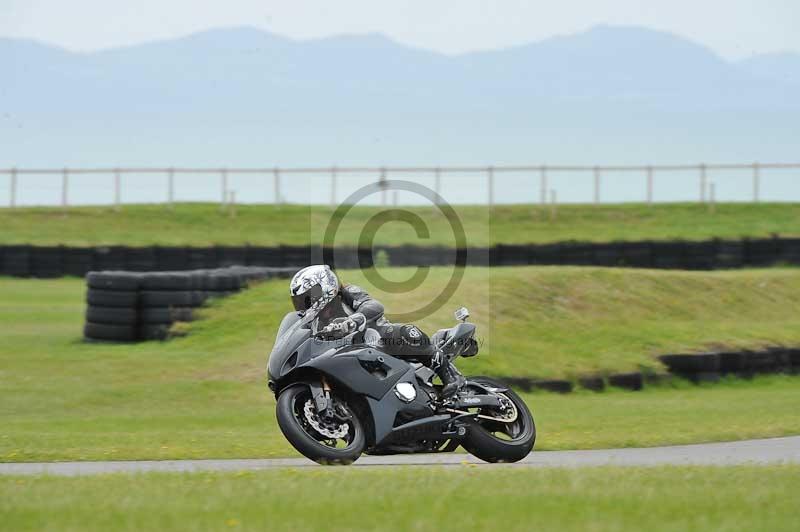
[291,284,324,315]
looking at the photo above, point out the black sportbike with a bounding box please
[267,307,535,464]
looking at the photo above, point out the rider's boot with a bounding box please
[434,355,466,399]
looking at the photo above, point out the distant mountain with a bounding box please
[3,25,797,113]
[737,52,800,86]
[1,25,798,170]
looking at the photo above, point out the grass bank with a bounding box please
[1,202,799,246]
[2,466,799,531]
[2,268,800,461]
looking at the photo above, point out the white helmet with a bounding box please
[289,265,340,319]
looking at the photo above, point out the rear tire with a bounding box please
[461,376,536,463]
[276,384,365,465]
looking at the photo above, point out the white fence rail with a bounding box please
[1,162,798,208]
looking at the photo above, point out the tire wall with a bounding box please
[83,266,297,342]
[78,268,800,378]
[4,237,800,278]
[497,347,800,394]
[658,348,800,382]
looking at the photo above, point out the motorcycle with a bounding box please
[267,306,535,464]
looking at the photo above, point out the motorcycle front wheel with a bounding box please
[276,383,366,465]
[461,376,536,463]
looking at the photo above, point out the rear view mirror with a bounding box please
[454,307,470,322]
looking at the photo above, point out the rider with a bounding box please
[289,264,465,398]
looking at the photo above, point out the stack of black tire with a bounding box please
[659,348,800,381]
[85,271,142,342]
[84,266,297,342]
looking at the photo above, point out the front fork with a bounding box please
[310,376,351,423]
[308,377,331,413]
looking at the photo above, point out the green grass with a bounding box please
[1,202,799,246]
[2,269,800,462]
[2,466,799,531]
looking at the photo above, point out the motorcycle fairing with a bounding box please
[301,347,409,400]
[299,344,454,445]
[361,368,443,445]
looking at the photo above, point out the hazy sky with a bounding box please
[1,0,798,59]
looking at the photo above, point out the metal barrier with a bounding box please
[1,162,799,208]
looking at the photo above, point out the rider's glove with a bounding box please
[319,321,344,337]
[338,313,366,334]
[320,313,366,338]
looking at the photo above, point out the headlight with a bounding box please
[394,382,417,402]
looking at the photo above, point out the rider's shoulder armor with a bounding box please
[343,284,364,296]
[343,284,366,308]
[342,284,384,322]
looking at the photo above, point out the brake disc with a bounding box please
[303,399,349,439]
[493,393,519,423]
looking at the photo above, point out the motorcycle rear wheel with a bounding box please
[461,376,536,463]
[276,384,366,465]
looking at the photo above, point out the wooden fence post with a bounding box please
[539,165,547,205]
[434,167,441,205]
[61,168,69,213]
[330,166,337,207]
[593,166,600,204]
[167,168,175,210]
[273,168,281,204]
[220,169,228,212]
[9,167,17,208]
[699,163,707,203]
[380,167,387,206]
[488,166,495,208]
[114,169,121,212]
[752,162,760,203]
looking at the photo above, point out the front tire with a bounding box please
[276,384,366,465]
[461,376,536,463]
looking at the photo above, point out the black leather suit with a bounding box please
[322,284,435,363]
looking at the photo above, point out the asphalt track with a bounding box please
[1,436,799,476]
